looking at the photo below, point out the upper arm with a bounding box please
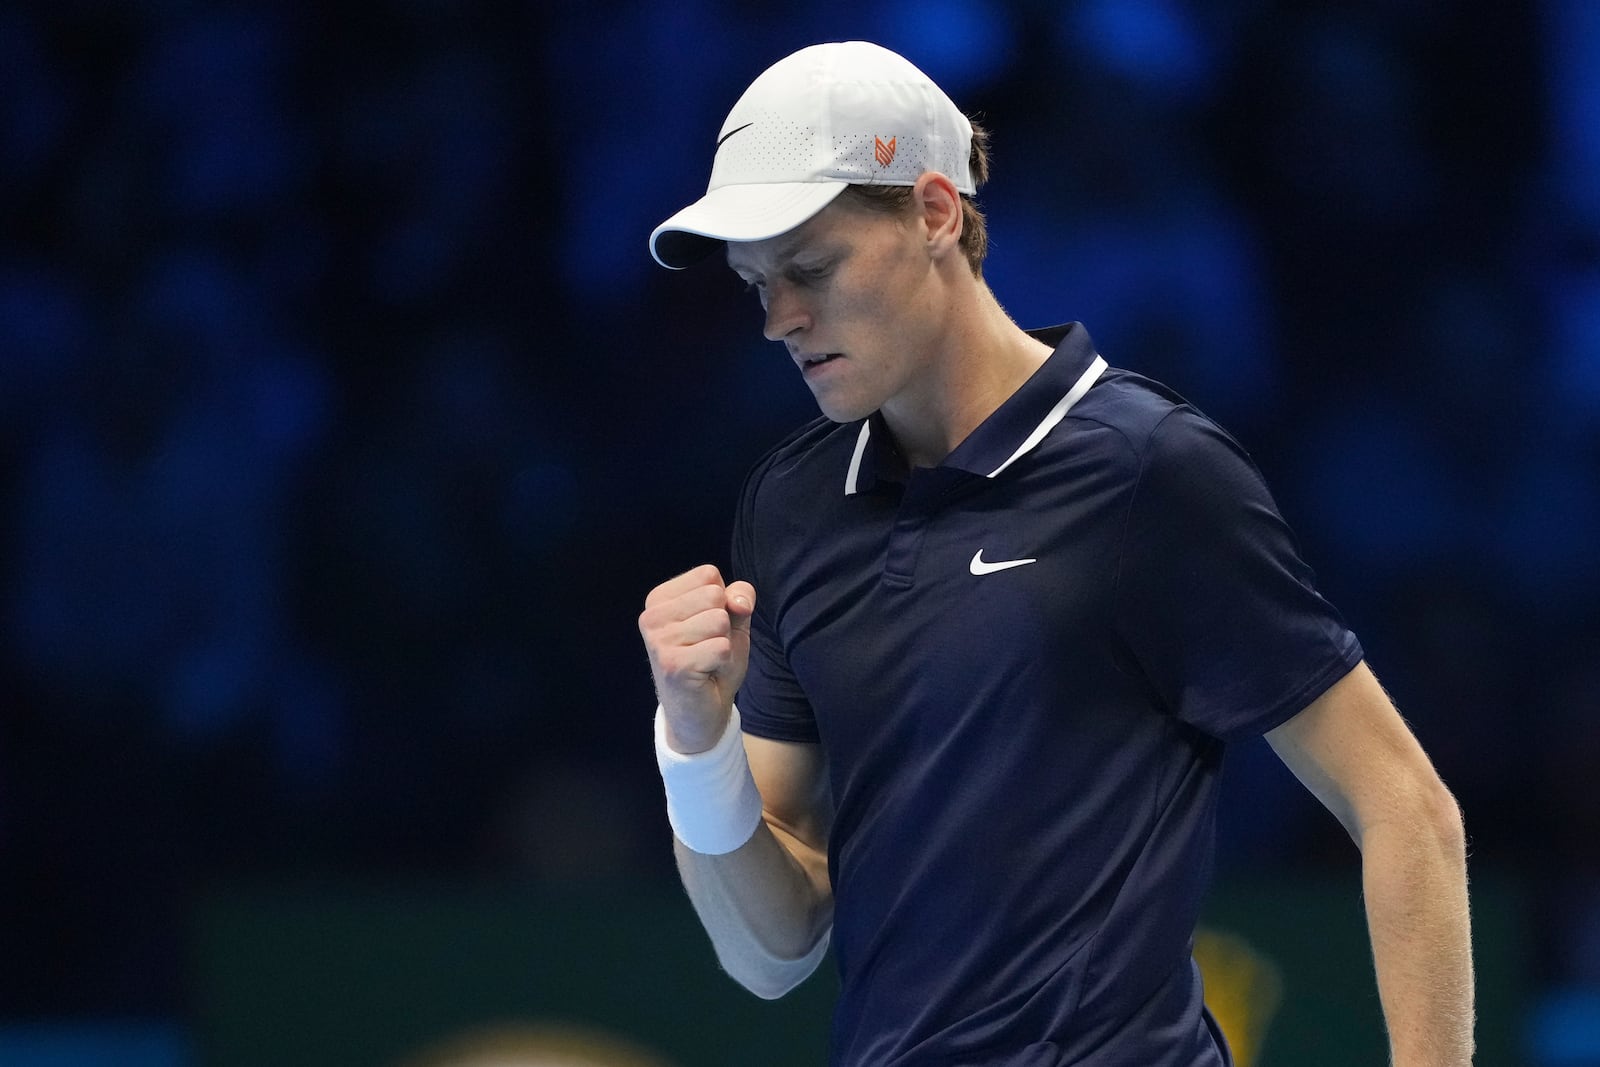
[1116,408,1365,740]
[744,733,833,902]
[1266,660,1460,846]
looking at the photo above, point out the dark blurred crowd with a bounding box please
[1,0,1597,1055]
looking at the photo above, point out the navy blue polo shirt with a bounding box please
[731,323,1362,1067]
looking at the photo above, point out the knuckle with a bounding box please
[685,584,723,615]
[638,604,669,638]
[657,648,693,678]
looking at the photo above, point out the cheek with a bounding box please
[825,284,879,327]
[831,254,913,325]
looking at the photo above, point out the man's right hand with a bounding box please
[639,565,756,754]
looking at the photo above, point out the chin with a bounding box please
[813,394,877,425]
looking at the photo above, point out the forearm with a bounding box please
[652,699,833,999]
[1359,786,1474,1066]
[676,820,833,999]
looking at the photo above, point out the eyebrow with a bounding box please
[728,236,845,277]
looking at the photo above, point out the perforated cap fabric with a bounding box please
[649,42,974,269]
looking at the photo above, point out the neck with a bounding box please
[880,282,1053,468]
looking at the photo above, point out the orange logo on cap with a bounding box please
[874,136,897,168]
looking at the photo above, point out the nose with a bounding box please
[761,282,809,342]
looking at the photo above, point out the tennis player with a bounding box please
[638,41,1473,1066]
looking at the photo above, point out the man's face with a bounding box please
[726,194,943,423]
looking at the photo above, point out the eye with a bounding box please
[739,277,769,309]
[789,261,833,286]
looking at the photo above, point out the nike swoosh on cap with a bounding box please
[716,122,754,151]
[969,550,1038,576]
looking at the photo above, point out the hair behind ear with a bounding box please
[836,115,992,275]
[959,117,990,274]
[968,117,991,188]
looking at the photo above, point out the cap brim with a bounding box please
[649,181,850,269]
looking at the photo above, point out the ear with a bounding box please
[912,171,964,262]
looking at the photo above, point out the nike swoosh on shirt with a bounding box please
[969,550,1038,575]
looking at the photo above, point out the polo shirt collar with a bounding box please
[843,322,1108,495]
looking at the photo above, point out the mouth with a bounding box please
[799,353,842,374]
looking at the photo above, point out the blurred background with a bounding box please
[1,0,1597,1064]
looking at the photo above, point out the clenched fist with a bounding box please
[639,564,757,754]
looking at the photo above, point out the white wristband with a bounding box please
[654,704,764,855]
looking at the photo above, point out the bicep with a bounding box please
[1267,662,1459,844]
[744,733,832,895]
[1266,660,1450,846]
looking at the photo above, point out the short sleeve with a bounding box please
[730,460,821,744]
[1113,408,1363,740]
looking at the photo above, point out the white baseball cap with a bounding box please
[649,41,975,270]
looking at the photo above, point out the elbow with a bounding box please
[1427,777,1468,861]
[1350,769,1467,862]
[737,962,812,1001]
[719,928,831,1001]
[1366,772,1466,860]
[1405,766,1465,847]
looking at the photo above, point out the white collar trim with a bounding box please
[842,354,1107,495]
